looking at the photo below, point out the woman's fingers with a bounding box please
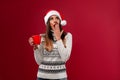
[54,24,59,30]
[60,30,64,36]
[28,37,38,50]
[28,37,34,46]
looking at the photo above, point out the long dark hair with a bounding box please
[44,17,67,51]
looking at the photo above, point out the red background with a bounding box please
[0,0,120,80]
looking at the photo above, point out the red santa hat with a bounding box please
[44,10,67,26]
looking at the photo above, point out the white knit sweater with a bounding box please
[33,32,72,79]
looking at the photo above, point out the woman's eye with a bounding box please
[50,17,53,20]
[56,17,59,19]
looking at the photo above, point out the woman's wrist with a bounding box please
[33,45,38,50]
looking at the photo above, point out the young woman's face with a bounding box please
[49,15,60,29]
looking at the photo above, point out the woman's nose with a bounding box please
[53,18,57,22]
[54,21,58,24]
[53,19,57,23]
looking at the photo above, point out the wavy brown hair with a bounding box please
[44,18,67,51]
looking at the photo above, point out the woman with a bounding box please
[28,10,72,80]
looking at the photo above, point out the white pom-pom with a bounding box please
[61,20,67,26]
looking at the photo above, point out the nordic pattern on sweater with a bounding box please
[33,32,72,79]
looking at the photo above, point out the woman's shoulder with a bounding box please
[65,32,72,39]
[40,33,45,37]
[66,32,72,37]
[39,33,46,42]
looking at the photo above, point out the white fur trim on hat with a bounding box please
[61,20,67,26]
[44,10,67,26]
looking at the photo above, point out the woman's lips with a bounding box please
[54,23,58,27]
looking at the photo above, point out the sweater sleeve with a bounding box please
[56,32,72,62]
[33,34,45,65]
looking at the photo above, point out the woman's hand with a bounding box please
[52,24,63,40]
[28,37,34,46]
[28,37,38,50]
